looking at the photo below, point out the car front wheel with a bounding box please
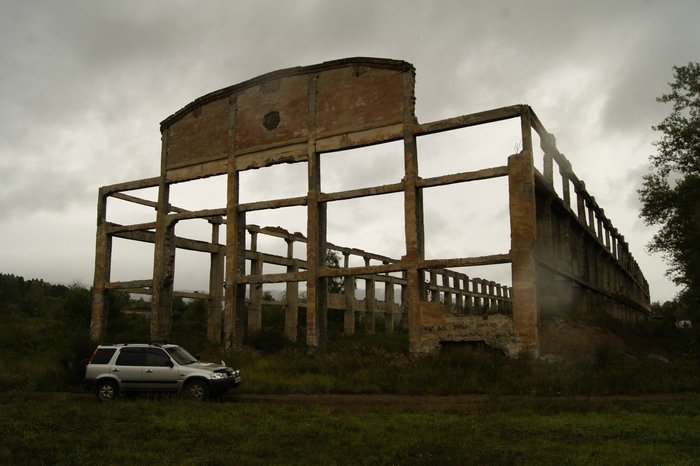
[96,380,119,402]
[184,380,209,401]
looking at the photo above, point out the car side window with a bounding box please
[115,348,145,366]
[145,349,172,367]
[91,348,116,364]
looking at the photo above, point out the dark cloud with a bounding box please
[0,0,698,300]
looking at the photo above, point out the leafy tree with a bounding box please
[326,250,344,293]
[639,62,700,319]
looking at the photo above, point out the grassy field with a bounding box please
[1,392,699,465]
[2,291,700,464]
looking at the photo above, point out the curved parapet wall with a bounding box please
[161,57,415,180]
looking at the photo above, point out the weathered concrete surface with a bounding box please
[415,302,519,356]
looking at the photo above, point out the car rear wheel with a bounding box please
[96,380,118,402]
[184,380,209,401]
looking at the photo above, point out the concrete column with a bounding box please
[343,252,355,334]
[150,128,177,344]
[464,277,473,314]
[248,252,263,333]
[224,208,247,349]
[575,183,586,222]
[507,108,539,356]
[402,70,425,353]
[560,168,571,209]
[90,187,111,342]
[151,210,176,342]
[543,151,554,186]
[364,256,375,334]
[207,221,224,345]
[454,277,464,311]
[285,239,299,341]
[224,95,247,349]
[384,276,395,331]
[248,231,262,333]
[442,273,452,311]
[471,278,481,311]
[400,270,408,326]
[305,75,328,350]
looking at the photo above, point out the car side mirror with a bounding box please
[166,360,174,368]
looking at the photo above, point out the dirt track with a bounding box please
[225,392,699,410]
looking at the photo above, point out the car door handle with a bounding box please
[145,369,153,373]
[112,368,120,372]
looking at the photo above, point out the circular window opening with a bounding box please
[263,111,280,130]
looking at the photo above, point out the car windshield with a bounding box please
[165,346,198,365]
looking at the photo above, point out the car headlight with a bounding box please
[210,373,226,380]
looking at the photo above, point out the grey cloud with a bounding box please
[0,0,697,301]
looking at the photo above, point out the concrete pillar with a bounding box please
[543,151,554,186]
[305,74,328,350]
[400,270,408,327]
[248,230,262,333]
[472,278,482,311]
[385,276,395,331]
[248,252,263,333]
[464,277,472,314]
[343,252,355,334]
[402,70,425,353]
[285,239,299,341]
[364,256,375,334]
[575,183,586,222]
[90,187,111,342]
[224,94,247,349]
[454,277,464,311]
[442,273,452,311]
[151,208,176,342]
[507,108,539,356]
[560,168,571,209]
[207,221,224,345]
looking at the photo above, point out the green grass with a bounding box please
[204,334,700,396]
[1,392,699,465]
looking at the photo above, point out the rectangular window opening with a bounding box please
[239,161,308,204]
[321,140,404,193]
[417,118,521,179]
[423,177,510,260]
[169,174,227,212]
[105,186,158,225]
[326,192,405,265]
[110,237,154,284]
[422,264,513,315]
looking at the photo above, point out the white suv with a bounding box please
[84,344,241,401]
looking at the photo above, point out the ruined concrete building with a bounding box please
[90,58,650,356]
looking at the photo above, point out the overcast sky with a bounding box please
[1,0,698,303]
